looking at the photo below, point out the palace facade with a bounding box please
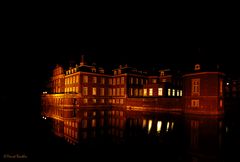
[41,56,233,118]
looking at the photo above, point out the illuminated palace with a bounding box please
[41,56,228,119]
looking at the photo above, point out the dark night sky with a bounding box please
[1,8,240,130]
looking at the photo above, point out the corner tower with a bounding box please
[183,64,225,115]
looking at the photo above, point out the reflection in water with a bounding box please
[184,116,226,162]
[45,108,238,162]
[157,121,162,133]
[148,120,152,134]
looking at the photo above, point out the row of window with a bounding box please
[65,121,78,128]
[65,75,79,84]
[82,98,124,104]
[140,88,182,97]
[63,87,183,97]
[64,127,78,139]
[191,99,223,108]
[65,87,79,93]
[66,68,77,75]
[53,79,61,86]
[65,76,147,85]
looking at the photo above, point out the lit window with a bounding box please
[100,88,104,96]
[117,88,120,96]
[108,88,112,96]
[92,119,96,127]
[180,90,183,96]
[113,78,116,85]
[152,79,157,84]
[73,76,75,83]
[120,99,123,104]
[130,77,133,84]
[93,77,97,83]
[101,77,105,84]
[76,87,79,93]
[100,99,105,104]
[172,89,175,96]
[83,98,88,104]
[143,89,147,96]
[191,100,199,108]
[121,88,124,96]
[117,78,120,85]
[168,89,171,96]
[73,87,75,92]
[130,88,133,96]
[70,87,72,92]
[177,90,179,96]
[92,99,96,103]
[83,87,88,95]
[220,80,223,96]
[113,88,116,96]
[92,87,97,95]
[120,77,124,85]
[112,99,115,103]
[158,88,163,96]
[136,78,139,84]
[76,76,79,83]
[70,77,72,84]
[139,89,143,96]
[220,99,223,108]
[134,89,138,96]
[83,76,88,83]
[162,79,166,82]
[192,79,200,96]
[149,88,153,96]
[109,78,112,85]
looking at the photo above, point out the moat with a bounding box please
[41,107,240,162]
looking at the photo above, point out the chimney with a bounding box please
[80,55,85,66]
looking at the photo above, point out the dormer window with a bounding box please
[195,64,201,71]
[160,71,164,76]
[99,69,104,73]
[92,68,96,73]
[118,69,121,74]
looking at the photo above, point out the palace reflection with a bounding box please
[44,107,229,162]
[184,116,224,162]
